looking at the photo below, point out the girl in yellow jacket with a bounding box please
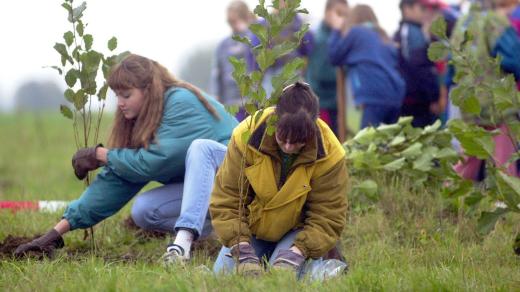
[210,82,348,275]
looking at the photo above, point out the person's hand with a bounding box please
[227,243,263,276]
[72,144,104,180]
[272,247,306,272]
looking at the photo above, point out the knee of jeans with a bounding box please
[131,197,161,230]
[188,139,212,155]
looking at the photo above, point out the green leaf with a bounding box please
[430,16,447,39]
[496,171,520,209]
[241,130,252,145]
[401,142,423,158]
[382,157,406,171]
[461,95,481,115]
[73,89,88,110]
[232,34,252,47]
[63,31,74,47]
[266,124,277,136]
[245,102,258,115]
[64,89,75,102]
[97,83,109,101]
[54,43,72,66]
[355,179,378,197]
[464,192,484,207]
[413,153,434,172]
[108,37,117,51]
[76,21,84,37]
[477,208,508,235]
[225,105,239,116]
[250,23,268,45]
[84,34,93,50]
[65,69,79,87]
[253,2,269,19]
[80,51,102,73]
[72,2,87,22]
[60,104,73,120]
[389,135,406,147]
[428,41,449,61]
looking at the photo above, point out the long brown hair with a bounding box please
[107,54,219,149]
[342,4,390,43]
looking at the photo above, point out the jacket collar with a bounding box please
[248,116,326,166]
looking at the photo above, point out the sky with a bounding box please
[0,0,404,111]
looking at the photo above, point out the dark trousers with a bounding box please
[360,104,401,129]
[400,103,438,128]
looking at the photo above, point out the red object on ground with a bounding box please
[0,201,39,212]
[0,200,68,213]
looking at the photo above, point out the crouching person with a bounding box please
[210,82,348,276]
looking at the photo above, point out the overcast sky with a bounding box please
[0,0,405,111]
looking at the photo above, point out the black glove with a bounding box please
[272,249,306,271]
[227,243,263,276]
[72,144,103,180]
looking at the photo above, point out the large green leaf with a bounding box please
[477,208,508,235]
[355,179,379,199]
[496,171,520,211]
[382,157,406,171]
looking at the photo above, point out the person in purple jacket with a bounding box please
[328,4,406,129]
[209,1,255,121]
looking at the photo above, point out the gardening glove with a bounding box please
[72,144,104,180]
[14,229,65,259]
[226,243,263,276]
[272,249,306,272]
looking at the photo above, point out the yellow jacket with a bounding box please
[210,108,348,258]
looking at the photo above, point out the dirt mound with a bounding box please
[0,234,51,259]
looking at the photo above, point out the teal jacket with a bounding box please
[63,87,238,230]
[106,87,238,184]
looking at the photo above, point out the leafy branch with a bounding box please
[428,7,520,235]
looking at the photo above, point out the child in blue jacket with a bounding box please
[328,4,406,129]
[394,0,441,127]
[14,54,238,259]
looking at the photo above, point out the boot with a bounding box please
[14,229,65,258]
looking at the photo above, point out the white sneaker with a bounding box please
[162,244,189,267]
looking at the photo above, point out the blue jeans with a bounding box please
[213,229,324,275]
[360,104,401,129]
[131,139,227,238]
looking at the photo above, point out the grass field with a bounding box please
[1,113,519,291]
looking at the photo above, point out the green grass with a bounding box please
[1,113,519,291]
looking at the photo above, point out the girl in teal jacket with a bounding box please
[15,54,238,258]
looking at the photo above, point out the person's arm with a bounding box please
[105,92,215,183]
[210,134,254,247]
[293,159,348,259]
[328,28,360,66]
